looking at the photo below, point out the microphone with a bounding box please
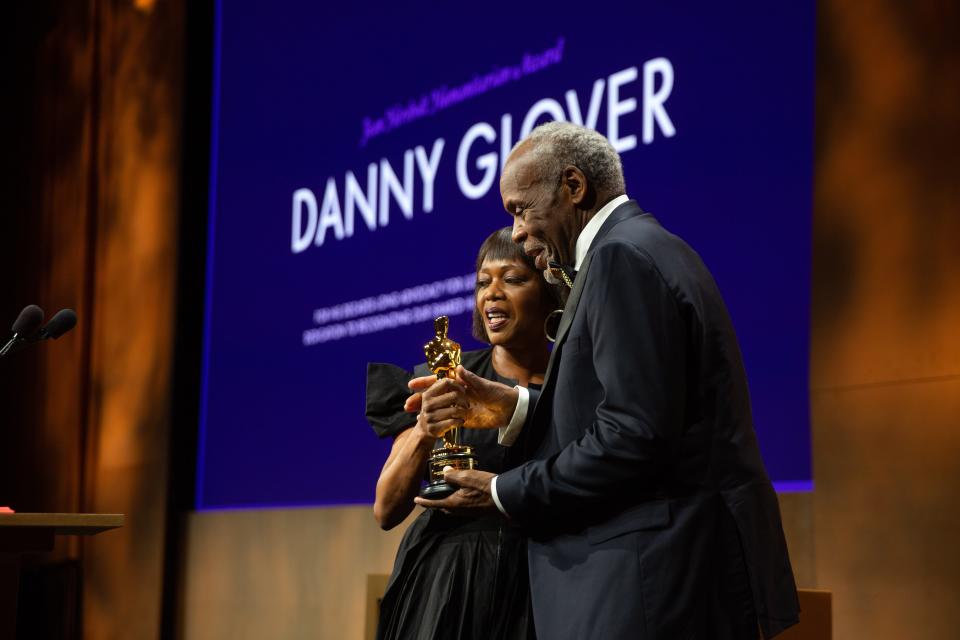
[12,304,45,335]
[40,308,77,339]
[0,305,45,357]
[0,306,78,359]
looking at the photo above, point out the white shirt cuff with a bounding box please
[490,475,509,517]
[497,385,529,447]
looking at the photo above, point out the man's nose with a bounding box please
[511,217,526,244]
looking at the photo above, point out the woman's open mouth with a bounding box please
[485,307,509,331]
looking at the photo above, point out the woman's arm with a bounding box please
[373,378,468,529]
[373,425,435,530]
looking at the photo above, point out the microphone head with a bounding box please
[43,309,78,339]
[12,304,44,335]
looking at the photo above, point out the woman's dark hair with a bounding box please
[471,227,564,343]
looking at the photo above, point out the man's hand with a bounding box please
[408,377,469,439]
[405,366,519,429]
[414,469,499,516]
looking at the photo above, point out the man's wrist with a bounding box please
[498,386,529,446]
[490,475,509,517]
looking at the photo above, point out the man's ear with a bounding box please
[561,165,589,206]
[562,165,596,210]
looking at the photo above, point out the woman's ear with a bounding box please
[542,280,564,314]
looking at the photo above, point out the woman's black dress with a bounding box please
[365,348,536,640]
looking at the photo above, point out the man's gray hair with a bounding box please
[513,121,626,195]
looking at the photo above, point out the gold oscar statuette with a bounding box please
[420,315,479,499]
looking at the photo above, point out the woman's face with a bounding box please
[476,258,554,348]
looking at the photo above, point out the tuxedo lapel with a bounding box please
[591,199,646,249]
[531,201,647,424]
[538,250,593,395]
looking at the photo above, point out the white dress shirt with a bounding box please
[490,194,631,516]
[574,194,630,269]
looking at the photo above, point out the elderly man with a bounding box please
[411,122,799,639]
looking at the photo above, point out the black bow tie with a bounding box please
[548,262,577,289]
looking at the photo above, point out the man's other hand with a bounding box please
[414,469,498,516]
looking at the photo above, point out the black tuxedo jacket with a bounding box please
[496,201,799,639]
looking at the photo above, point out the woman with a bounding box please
[365,227,563,640]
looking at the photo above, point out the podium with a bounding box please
[0,513,124,637]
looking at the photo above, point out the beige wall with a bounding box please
[179,506,410,640]
[179,499,814,640]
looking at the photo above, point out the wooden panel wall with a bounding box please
[81,1,183,638]
[1,1,184,638]
[1,0,94,526]
[811,2,960,638]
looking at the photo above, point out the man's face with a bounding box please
[500,146,578,278]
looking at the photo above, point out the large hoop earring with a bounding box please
[544,309,563,343]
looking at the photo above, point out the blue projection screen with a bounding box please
[197,1,814,509]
